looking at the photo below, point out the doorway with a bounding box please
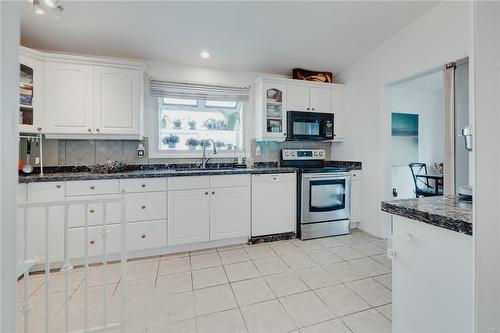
[389,70,445,199]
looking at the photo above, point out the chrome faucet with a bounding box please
[201,139,217,169]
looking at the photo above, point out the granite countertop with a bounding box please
[18,165,298,183]
[381,195,472,236]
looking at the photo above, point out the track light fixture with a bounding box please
[30,0,64,18]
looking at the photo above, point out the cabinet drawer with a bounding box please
[27,182,65,202]
[68,195,122,228]
[351,171,362,181]
[66,180,120,196]
[251,173,295,184]
[168,176,210,191]
[68,224,122,259]
[125,192,166,222]
[210,174,250,188]
[120,178,166,193]
[127,220,166,251]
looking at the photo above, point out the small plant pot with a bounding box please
[188,145,197,150]
[167,143,176,149]
[189,125,196,130]
[173,125,182,129]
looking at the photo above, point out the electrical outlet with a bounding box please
[137,142,145,158]
[255,145,262,156]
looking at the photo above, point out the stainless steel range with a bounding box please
[281,149,351,240]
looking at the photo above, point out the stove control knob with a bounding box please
[291,151,296,156]
[284,151,289,157]
[319,151,323,156]
[314,152,318,156]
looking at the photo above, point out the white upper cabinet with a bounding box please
[19,51,43,134]
[44,62,94,134]
[255,77,345,142]
[287,85,331,113]
[94,66,142,135]
[286,85,310,111]
[309,87,331,113]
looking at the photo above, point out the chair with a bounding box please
[409,163,443,197]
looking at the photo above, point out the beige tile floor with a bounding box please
[17,230,392,333]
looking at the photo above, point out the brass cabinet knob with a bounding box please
[205,192,209,195]
[90,186,95,190]
[211,191,215,195]
[88,129,92,132]
[90,240,95,245]
[56,185,61,189]
[141,234,146,239]
[37,127,42,131]
[96,128,100,132]
[141,205,146,209]
[141,184,146,188]
[89,209,95,213]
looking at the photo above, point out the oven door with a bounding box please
[287,111,334,141]
[301,173,351,224]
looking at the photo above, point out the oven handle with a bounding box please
[302,173,351,179]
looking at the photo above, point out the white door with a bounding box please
[168,189,210,245]
[309,87,331,112]
[331,86,347,140]
[474,2,500,331]
[94,66,142,135]
[286,85,310,111]
[44,62,94,134]
[251,174,296,236]
[210,187,250,240]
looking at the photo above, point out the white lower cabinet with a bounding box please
[167,174,251,245]
[210,187,250,240]
[68,224,122,259]
[251,173,296,236]
[127,220,167,252]
[350,171,362,226]
[168,189,210,245]
[391,216,473,333]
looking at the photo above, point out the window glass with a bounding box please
[159,98,243,152]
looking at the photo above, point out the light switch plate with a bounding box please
[255,145,262,156]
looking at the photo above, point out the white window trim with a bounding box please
[148,98,247,159]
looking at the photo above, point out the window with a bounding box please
[158,98,243,152]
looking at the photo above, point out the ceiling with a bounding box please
[21,1,438,76]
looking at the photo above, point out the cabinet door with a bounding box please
[286,85,310,111]
[309,87,331,113]
[351,179,361,224]
[168,189,210,245]
[210,187,250,240]
[19,55,43,133]
[331,87,347,140]
[251,173,296,236]
[94,66,142,135]
[44,62,94,134]
[263,83,287,140]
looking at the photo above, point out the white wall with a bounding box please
[390,83,443,199]
[0,1,20,332]
[335,1,470,237]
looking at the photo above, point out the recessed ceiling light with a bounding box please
[200,51,210,59]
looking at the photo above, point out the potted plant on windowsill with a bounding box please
[172,119,182,129]
[162,134,179,149]
[215,140,225,149]
[186,138,199,150]
[188,120,197,130]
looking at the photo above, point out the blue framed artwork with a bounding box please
[392,113,419,166]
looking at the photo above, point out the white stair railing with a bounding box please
[17,195,128,333]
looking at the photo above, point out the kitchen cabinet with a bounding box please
[19,51,43,133]
[254,78,287,141]
[94,66,142,135]
[167,175,251,245]
[168,189,210,245]
[251,173,296,236]
[254,77,345,142]
[44,62,94,134]
[391,216,473,332]
[350,170,361,227]
[210,187,250,240]
[287,85,331,112]
[331,85,347,141]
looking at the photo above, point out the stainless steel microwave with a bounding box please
[286,111,334,141]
